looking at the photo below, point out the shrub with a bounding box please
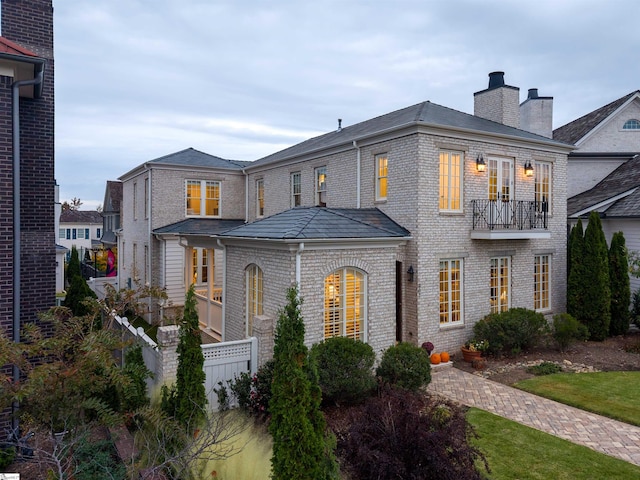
[632,288,640,326]
[609,232,631,335]
[376,342,431,391]
[0,446,16,470]
[473,308,548,356]
[310,337,376,405]
[527,361,563,376]
[73,439,126,480]
[552,313,588,352]
[217,359,275,418]
[339,388,487,480]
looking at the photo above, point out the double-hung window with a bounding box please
[186,180,220,217]
[439,150,463,211]
[439,259,463,325]
[324,267,366,341]
[375,154,388,201]
[534,254,550,311]
[246,264,263,336]
[256,179,264,217]
[291,172,301,207]
[191,248,209,285]
[315,166,327,207]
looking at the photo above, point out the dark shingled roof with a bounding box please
[60,209,103,224]
[249,101,570,168]
[219,207,411,240]
[568,154,640,216]
[153,218,245,235]
[149,148,249,170]
[554,91,640,145]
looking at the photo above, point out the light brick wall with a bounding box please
[520,97,553,138]
[567,158,626,197]
[474,86,520,128]
[577,101,640,152]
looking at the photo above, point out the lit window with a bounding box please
[375,154,388,201]
[246,264,263,336]
[490,257,510,313]
[256,179,264,217]
[623,119,640,130]
[534,255,550,311]
[439,150,463,211]
[439,259,463,325]
[186,180,220,217]
[315,166,327,207]
[191,248,209,285]
[324,267,366,341]
[291,172,301,207]
[535,161,552,214]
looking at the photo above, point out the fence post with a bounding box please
[156,325,180,386]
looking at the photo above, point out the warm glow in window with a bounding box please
[246,264,263,336]
[376,154,388,200]
[186,180,220,217]
[291,172,301,207]
[256,179,264,217]
[324,267,366,341]
[534,255,550,311]
[439,259,462,324]
[315,166,327,207]
[490,257,510,313]
[535,161,551,212]
[439,151,462,211]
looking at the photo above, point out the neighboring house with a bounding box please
[101,180,122,248]
[118,148,248,327]
[54,182,68,295]
[59,209,104,259]
[129,72,572,355]
[559,91,640,292]
[0,0,55,430]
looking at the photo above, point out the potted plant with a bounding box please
[461,339,489,362]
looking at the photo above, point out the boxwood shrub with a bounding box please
[473,307,548,356]
[310,336,376,405]
[376,342,431,391]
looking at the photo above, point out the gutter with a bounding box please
[217,239,227,340]
[12,69,44,431]
[242,169,248,222]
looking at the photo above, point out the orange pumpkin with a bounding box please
[430,353,441,365]
[440,351,450,363]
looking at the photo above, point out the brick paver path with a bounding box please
[429,367,640,466]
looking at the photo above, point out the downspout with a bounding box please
[217,239,227,340]
[12,71,44,431]
[147,170,152,320]
[242,169,248,222]
[353,140,361,208]
[295,242,304,288]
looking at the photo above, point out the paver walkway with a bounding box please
[429,367,640,466]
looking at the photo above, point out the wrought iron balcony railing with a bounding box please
[471,199,548,231]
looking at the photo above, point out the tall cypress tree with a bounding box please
[567,219,585,322]
[63,246,97,316]
[269,286,338,480]
[609,231,631,336]
[582,212,611,340]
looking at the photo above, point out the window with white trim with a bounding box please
[191,248,209,285]
[375,153,388,201]
[490,256,510,313]
[535,161,552,214]
[324,267,366,341]
[439,259,463,325]
[133,182,138,220]
[186,180,220,217]
[291,172,301,207]
[315,166,327,207]
[439,150,463,211]
[534,254,550,311]
[256,179,264,217]
[623,119,640,130]
[246,264,263,336]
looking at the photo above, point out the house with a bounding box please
[559,91,640,292]
[117,148,248,329]
[59,209,104,260]
[101,180,123,248]
[122,72,572,357]
[54,182,68,295]
[0,0,55,430]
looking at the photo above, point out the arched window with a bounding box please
[623,119,640,130]
[324,267,366,341]
[246,264,263,336]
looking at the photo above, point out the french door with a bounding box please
[488,157,514,228]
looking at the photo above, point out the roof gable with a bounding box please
[0,36,37,57]
[60,209,103,224]
[103,180,122,213]
[148,147,246,170]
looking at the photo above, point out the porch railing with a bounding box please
[471,199,548,231]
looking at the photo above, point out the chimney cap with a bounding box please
[488,71,505,89]
[528,88,539,99]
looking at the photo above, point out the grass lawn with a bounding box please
[467,408,640,479]
[514,371,640,426]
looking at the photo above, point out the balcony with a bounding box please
[471,199,549,240]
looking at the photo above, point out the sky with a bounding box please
[53,0,640,210]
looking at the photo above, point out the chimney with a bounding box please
[474,71,520,128]
[520,88,554,138]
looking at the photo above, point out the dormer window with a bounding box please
[623,119,640,130]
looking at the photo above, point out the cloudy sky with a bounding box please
[54,0,640,210]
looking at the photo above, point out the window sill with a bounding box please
[374,199,387,204]
[439,322,465,331]
[438,211,464,216]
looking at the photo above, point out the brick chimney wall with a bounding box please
[474,72,520,129]
[520,89,554,138]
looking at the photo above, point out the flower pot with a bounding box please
[461,347,482,363]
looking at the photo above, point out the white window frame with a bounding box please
[439,259,463,325]
[291,172,301,207]
[439,150,463,212]
[323,267,367,341]
[256,179,264,217]
[246,264,263,337]
[535,161,552,215]
[490,256,510,313]
[623,119,640,130]
[315,166,327,207]
[133,182,138,221]
[144,177,149,219]
[185,179,221,217]
[534,254,551,311]
[375,153,388,201]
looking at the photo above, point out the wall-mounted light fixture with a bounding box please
[407,265,415,282]
[476,155,486,173]
[524,160,534,177]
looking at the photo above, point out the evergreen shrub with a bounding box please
[552,313,588,352]
[473,308,548,356]
[376,342,431,391]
